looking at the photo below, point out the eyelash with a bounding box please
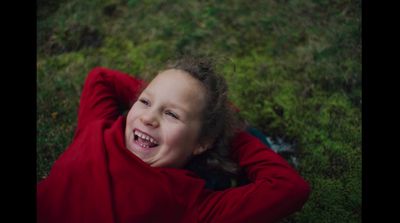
[139,98,179,120]
[139,98,150,106]
[165,111,179,120]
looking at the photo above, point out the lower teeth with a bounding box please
[140,143,149,148]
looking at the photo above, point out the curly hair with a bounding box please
[165,56,243,178]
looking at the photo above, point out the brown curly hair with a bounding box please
[164,56,243,178]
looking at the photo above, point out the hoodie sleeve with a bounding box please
[75,67,145,131]
[196,131,310,223]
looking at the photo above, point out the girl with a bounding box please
[37,57,310,223]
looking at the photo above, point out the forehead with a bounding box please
[143,69,206,115]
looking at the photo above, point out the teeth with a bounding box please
[134,130,158,145]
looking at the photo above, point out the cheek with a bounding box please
[126,104,140,123]
[163,124,201,151]
[163,126,187,146]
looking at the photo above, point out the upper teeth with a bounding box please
[134,130,158,144]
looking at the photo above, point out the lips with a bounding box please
[133,128,159,148]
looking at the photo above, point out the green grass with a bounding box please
[37,0,361,222]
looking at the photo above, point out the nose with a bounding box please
[139,112,159,128]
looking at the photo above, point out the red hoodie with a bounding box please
[37,67,310,223]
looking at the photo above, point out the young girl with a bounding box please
[37,57,310,223]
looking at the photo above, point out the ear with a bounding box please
[192,140,212,156]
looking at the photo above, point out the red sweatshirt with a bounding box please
[37,67,310,223]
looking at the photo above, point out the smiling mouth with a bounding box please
[133,129,159,148]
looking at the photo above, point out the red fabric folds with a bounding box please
[37,67,310,223]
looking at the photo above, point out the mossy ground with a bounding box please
[37,0,361,222]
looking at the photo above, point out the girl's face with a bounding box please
[125,69,208,168]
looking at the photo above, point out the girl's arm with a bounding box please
[196,131,310,223]
[76,67,145,131]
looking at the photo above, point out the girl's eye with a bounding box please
[139,98,150,106]
[165,111,179,120]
